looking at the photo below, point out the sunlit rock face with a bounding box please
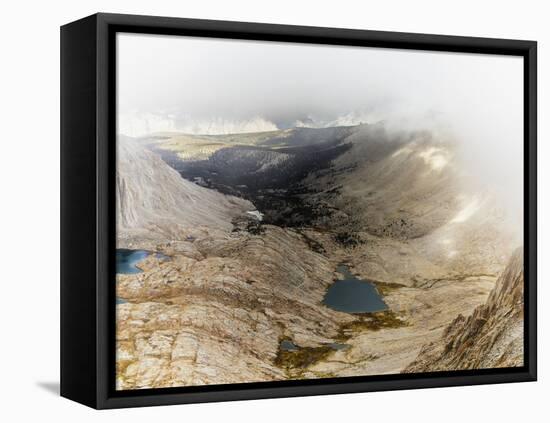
[116,227,351,389]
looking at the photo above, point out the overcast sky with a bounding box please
[117,33,522,134]
[117,33,524,224]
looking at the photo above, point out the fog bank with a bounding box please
[117,33,523,230]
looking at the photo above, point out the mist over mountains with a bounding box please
[118,33,523,226]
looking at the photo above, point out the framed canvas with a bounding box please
[60,13,537,409]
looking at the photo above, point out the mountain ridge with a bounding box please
[404,248,524,372]
[116,136,254,244]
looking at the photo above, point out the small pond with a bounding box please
[116,249,170,305]
[280,340,299,351]
[322,264,388,313]
[116,249,169,274]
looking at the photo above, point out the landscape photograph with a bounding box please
[115,33,525,390]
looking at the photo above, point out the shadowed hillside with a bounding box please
[116,136,254,244]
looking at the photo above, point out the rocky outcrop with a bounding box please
[116,136,253,243]
[404,248,524,372]
[116,227,352,389]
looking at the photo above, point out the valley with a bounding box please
[115,123,523,390]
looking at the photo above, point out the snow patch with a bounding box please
[246,210,264,221]
[418,147,449,171]
[391,146,414,158]
[451,198,481,223]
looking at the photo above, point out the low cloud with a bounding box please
[117,33,524,226]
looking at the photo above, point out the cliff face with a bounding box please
[404,248,524,372]
[116,136,253,243]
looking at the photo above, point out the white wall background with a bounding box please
[0,0,546,420]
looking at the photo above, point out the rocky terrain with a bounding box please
[404,248,524,372]
[117,136,254,246]
[116,124,523,390]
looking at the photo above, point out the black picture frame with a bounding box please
[60,12,537,409]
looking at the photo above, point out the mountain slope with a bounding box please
[116,136,254,242]
[115,124,523,387]
[151,123,520,278]
[404,248,524,372]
